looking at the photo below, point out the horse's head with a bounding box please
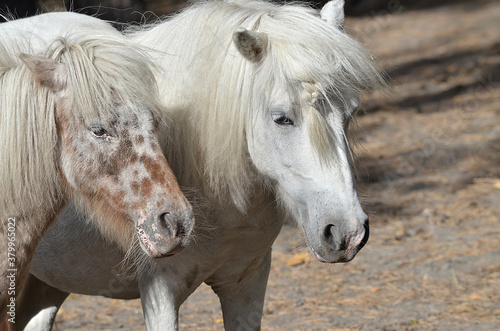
[232,0,383,263]
[20,41,194,258]
[247,84,368,263]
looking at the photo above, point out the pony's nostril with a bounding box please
[159,212,177,237]
[159,212,170,222]
[323,224,334,241]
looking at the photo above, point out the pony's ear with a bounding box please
[19,53,68,92]
[320,0,345,30]
[233,28,268,63]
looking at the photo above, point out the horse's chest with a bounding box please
[225,223,279,255]
[202,203,283,264]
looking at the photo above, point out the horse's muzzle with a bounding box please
[315,217,369,263]
[137,207,195,258]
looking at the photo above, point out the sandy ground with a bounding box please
[52,1,500,330]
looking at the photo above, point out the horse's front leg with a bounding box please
[211,249,272,331]
[138,269,180,331]
[139,262,202,331]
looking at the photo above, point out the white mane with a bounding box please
[129,0,386,211]
[0,40,60,217]
[0,33,163,217]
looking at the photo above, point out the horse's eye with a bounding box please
[272,114,294,126]
[89,126,110,138]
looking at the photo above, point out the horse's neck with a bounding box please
[133,21,202,105]
[0,205,62,311]
[0,204,63,274]
[193,186,282,243]
[0,159,64,225]
[1,198,65,236]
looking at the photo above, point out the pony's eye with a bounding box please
[89,126,110,138]
[272,114,294,126]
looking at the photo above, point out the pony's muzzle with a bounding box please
[317,217,369,263]
[137,206,195,259]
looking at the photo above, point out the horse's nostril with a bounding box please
[159,212,170,222]
[159,212,176,237]
[359,217,370,249]
[323,224,334,241]
[322,223,348,251]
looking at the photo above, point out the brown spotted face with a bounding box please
[21,50,194,258]
[57,100,194,258]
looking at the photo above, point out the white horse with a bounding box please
[0,19,194,325]
[21,0,385,329]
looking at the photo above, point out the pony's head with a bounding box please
[19,36,194,258]
[204,0,384,263]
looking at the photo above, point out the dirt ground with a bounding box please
[52,1,500,330]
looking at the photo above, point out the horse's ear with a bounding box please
[233,28,268,63]
[320,0,345,30]
[19,53,68,92]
